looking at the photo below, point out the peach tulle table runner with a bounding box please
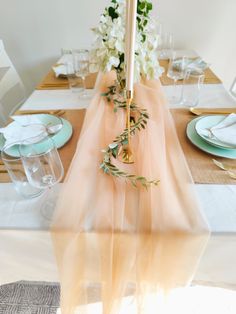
[51,73,209,314]
[37,59,220,90]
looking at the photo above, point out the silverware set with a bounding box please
[212,159,236,180]
[190,107,236,116]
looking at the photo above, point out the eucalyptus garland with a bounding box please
[100,84,159,189]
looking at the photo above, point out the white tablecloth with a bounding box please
[22,84,236,111]
[1,65,236,287]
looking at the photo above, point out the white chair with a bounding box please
[0,40,25,126]
[230,77,236,99]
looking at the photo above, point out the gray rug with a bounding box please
[0,281,60,314]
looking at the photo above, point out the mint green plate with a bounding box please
[187,117,236,159]
[0,114,73,157]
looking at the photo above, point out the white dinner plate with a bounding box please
[195,115,236,150]
[187,117,236,159]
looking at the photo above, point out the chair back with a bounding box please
[230,77,236,99]
[0,40,25,126]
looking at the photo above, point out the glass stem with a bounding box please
[173,78,177,97]
[40,186,55,221]
[82,76,86,91]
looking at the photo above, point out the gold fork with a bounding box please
[212,159,236,180]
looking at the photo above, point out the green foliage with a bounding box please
[100,83,159,189]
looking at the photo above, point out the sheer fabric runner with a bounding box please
[51,72,210,314]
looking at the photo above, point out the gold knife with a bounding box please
[14,109,64,115]
[190,107,236,115]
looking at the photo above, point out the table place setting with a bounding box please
[0,111,74,193]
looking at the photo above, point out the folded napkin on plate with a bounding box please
[187,58,209,71]
[200,113,236,146]
[0,115,47,147]
[173,58,209,72]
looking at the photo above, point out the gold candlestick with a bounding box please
[120,89,134,164]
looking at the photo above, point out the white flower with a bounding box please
[90,0,162,81]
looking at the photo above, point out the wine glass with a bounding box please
[72,49,91,98]
[19,134,64,219]
[167,52,186,105]
[1,142,43,199]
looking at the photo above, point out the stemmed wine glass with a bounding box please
[167,52,186,105]
[19,134,64,220]
[72,49,91,98]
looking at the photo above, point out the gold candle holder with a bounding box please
[119,89,134,164]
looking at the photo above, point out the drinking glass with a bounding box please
[181,68,205,108]
[158,33,174,60]
[72,49,90,98]
[1,143,43,199]
[64,53,84,93]
[167,52,186,105]
[20,135,64,219]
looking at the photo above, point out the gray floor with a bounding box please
[0,281,60,314]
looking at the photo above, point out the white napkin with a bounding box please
[0,115,47,147]
[187,58,209,71]
[200,113,236,146]
[52,63,67,77]
[52,55,72,77]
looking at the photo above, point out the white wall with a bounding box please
[0,0,235,96]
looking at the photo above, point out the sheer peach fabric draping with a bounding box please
[51,72,210,314]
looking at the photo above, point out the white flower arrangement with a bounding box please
[90,0,163,83]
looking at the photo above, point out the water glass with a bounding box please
[72,49,90,98]
[181,68,205,108]
[158,33,174,60]
[167,52,186,104]
[65,55,84,93]
[1,143,43,199]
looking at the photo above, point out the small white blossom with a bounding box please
[90,0,163,81]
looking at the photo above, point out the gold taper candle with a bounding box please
[121,0,137,164]
[126,0,137,91]
[125,0,130,68]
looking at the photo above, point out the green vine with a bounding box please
[100,83,159,189]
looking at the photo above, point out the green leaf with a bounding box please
[108,6,118,20]
[147,2,153,11]
[109,143,118,149]
[138,2,145,10]
[111,146,118,158]
[121,139,128,146]
[131,180,137,188]
[100,163,105,169]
